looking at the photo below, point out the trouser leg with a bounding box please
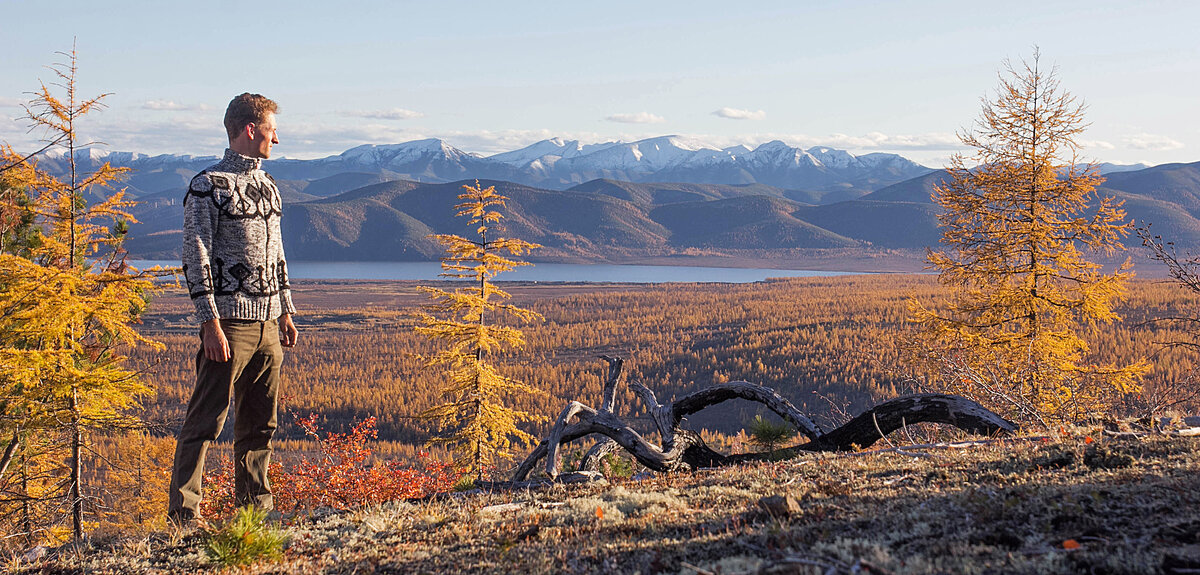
[233,319,283,510]
[167,320,260,518]
[168,340,246,517]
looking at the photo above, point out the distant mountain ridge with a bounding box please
[34,136,935,199]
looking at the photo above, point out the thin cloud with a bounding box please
[712,131,963,152]
[1078,139,1116,151]
[1124,133,1184,151]
[344,108,425,120]
[713,107,765,120]
[142,100,212,112]
[0,97,24,108]
[851,131,962,150]
[605,112,665,124]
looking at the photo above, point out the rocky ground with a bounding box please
[12,427,1200,575]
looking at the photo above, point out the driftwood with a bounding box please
[513,357,1018,481]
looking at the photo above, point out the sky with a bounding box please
[2,0,1198,168]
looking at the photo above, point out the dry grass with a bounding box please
[16,431,1200,574]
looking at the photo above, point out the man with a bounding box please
[168,93,299,525]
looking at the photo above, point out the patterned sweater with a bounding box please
[182,148,296,323]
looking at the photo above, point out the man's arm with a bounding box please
[182,174,221,323]
[272,185,297,347]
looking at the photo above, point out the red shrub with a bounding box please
[201,415,460,519]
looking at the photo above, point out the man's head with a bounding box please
[224,93,279,159]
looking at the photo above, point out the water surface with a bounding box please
[131,260,862,283]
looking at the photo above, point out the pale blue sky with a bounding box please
[2,0,1197,167]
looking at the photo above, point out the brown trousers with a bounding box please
[168,318,284,518]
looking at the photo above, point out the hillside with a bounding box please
[649,196,860,249]
[565,179,823,205]
[114,160,1200,264]
[856,162,1200,249]
[21,433,1200,574]
[792,200,942,250]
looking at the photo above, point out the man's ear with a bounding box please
[243,123,257,141]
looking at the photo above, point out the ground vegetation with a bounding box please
[18,430,1200,574]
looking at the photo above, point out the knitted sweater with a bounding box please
[182,148,296,323]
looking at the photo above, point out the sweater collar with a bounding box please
[217,148,263,173]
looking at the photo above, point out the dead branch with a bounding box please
[513,357,1018,481]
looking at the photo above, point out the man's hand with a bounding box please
[280,313,298,348]
[201,319,230,362]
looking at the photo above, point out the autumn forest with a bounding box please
[131,274,1200,455]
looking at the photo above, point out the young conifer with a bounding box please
[416,181,546,481]
[0,47,165,544]
[909,51,1147,427]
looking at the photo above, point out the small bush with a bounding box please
[453,475,477,492]
[748,414,796,455]
[601,453,635,480]
[203,506,288,568]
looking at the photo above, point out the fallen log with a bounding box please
[513,357,1018,481]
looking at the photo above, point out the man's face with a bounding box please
[247,112,279,159]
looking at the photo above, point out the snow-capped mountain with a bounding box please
[26,136,934,196]
[477,136,931,190]
[488,137,618,165]
[332,139,481,168]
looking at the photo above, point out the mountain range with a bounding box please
[38,136,933,199]
[27,138,1195,266]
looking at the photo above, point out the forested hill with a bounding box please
[122,161,1200,263]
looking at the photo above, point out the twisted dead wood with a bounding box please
[512,357,1018,481]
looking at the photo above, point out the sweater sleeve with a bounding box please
[266,173,297,317]
[182,174,221,323]
[277,244,297,316]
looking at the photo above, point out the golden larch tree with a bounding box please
[909,51,1147,427]
[0,47,165,545]
[415,182,546,480]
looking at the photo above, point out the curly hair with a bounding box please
[223,93,278,140]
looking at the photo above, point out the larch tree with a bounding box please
[908,51,1147,427]
[415,181,546,481]
[0,47,165,545]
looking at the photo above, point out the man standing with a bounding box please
[168,93,298,524]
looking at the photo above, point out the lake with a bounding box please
[130,261,864,283]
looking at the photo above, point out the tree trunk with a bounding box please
[0,430,19,484]
[513,357,1018,482]
[70,387,83,539]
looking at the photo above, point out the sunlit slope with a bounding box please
[650,196,860,249]
[792,200,942,249]
[285,180,670,260]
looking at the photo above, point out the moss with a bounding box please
[1083,445,1135,470]
[1031,444,1077,469]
